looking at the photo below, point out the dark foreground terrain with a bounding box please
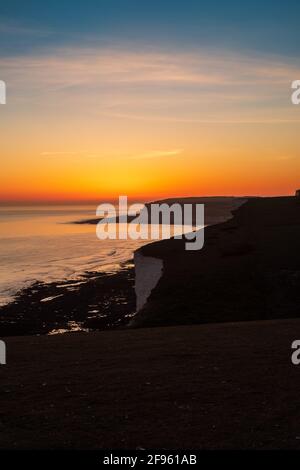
[1,318,300,449]
[133,196,300,327]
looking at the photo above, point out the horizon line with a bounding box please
[0,193,296,206]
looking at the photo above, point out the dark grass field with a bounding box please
[1,318,300,449]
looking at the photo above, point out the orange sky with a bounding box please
[1,47,300,203]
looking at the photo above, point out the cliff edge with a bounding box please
[131,196,300,327]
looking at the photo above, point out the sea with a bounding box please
[0,204,195,306]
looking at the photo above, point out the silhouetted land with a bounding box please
[0,197,244,336]
[73,197,246,226]
[1,196,300,450]
[132,196,300,327]
[1,318,300,449]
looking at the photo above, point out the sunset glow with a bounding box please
[1,2,300,202]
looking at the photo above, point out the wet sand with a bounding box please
[1,318,300,449]
[0,263,135,336]
[0,197,245,337]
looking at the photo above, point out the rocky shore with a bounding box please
[0,263,135,336]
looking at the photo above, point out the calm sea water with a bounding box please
[0,205,196,306]
[0,205,146,306]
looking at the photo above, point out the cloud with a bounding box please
[1,45,300,124]
[40,149,184,160]
[2,45,300,89]
[40,151,100,158]
[0,20,51,36]
[274,155,296,161]
[40,151,79,156]
[130,149,184,159]
[102,112,300,125]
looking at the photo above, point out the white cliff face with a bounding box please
[134,251,163,312]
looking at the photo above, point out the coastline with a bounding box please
[0,197,244,336]
[132,196,300,327]
[0,262,135,336]
[1,196,300,449]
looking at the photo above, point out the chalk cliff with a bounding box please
[131,197,245,325]
[131,196,300,328]
[133,251,163,313]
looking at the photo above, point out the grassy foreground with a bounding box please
[1,318,300,449]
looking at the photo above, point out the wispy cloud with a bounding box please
[40,151,99,158]
[2,45,300,88]
[1,45,300,124]
[274,155,296,161]
[40,149,184,160]
[130,149,184,159]
[0,20,51,36]
[41,151,79,156]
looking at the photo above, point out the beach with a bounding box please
[0,263,135,336]
[0,204,147,335]
[1,196,300,450]
[0,198,240,336]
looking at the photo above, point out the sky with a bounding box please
[0,0,300,202]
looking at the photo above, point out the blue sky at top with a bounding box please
[1,0,300,57]
[1,1,300,200]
